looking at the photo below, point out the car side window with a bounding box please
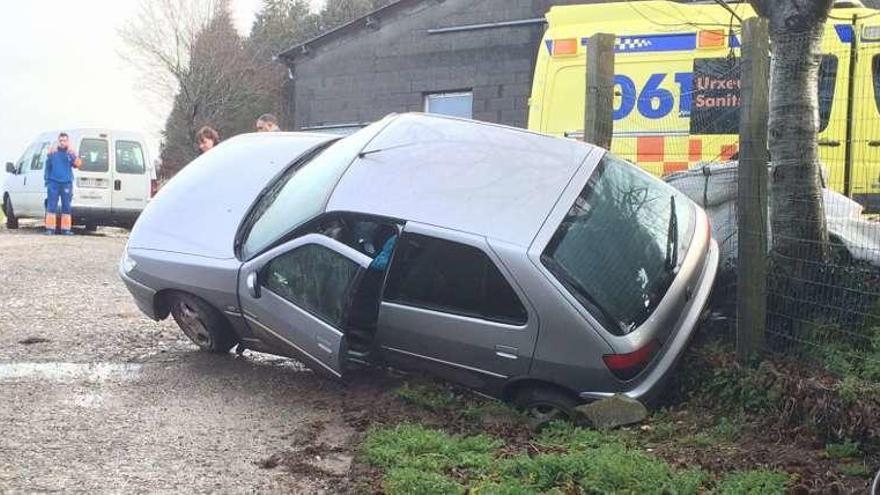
[30,142,49,171]
[384,233,527,325]
[261,243,361,328]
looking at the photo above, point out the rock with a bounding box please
[576,394,648,430]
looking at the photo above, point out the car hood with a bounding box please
[128,133,337,260]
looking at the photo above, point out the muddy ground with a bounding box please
[0,223,422,493]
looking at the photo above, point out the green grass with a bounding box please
[838,462,872,478]
[715,470,790,494]
[361,422,709,494]
[394,382,459,412]
[825,440,861,460]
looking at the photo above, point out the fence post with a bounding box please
[737,17,770,364]
[584,33,615,149]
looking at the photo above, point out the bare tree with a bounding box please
[749,0,833,262]
[121,0,279,175]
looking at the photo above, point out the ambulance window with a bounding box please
[818,55,837,132]
[79,139,110,172]
[871,55,880,115]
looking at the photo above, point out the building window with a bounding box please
[424,91,473,119]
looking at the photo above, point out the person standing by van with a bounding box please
[255,114,280,132]
[44,132,80,235]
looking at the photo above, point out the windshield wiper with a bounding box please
[665,195,679,272]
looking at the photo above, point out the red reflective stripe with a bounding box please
[637,136,665,162]
[664,162,688,174]
[689,139,703,163]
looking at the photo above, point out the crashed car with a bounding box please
[120,113,719,419]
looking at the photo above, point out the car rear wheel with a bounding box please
[3,196,19,229]
[513,385,579,429]
[169,293,237,353]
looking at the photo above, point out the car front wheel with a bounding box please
[169,293,237,353]
[3,196,19,229]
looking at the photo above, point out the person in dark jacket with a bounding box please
[44,132,80,235]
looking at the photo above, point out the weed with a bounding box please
[462,400,524,423]
[712,417,742,442]
[394,382,459,412]
[838,462,872,478]
[825,440,861,460]
[680,433,715,448]
[716,470,790,495]
[361,423,500,474]
[535,420,625,451]
[383,467,464,495]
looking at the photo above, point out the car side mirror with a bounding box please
[5,162,14,174]
[246,271,261,299]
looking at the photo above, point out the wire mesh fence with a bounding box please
[587,22,880,385]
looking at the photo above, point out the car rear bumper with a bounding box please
[578,239,720,403]
[119,265,159,320]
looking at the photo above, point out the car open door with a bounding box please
[238,233,373,378]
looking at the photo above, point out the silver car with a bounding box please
[120,113,718,420]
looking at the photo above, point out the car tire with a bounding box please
[513,385,579,430]
[84,222,98,232]
[169,293,238,353]
[3,196,19,229]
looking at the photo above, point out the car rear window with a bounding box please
[542,152,694,335]
[384,233,528,325]
[115,140,146,174]
[78,138,109,172]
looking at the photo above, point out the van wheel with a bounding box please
[3,196,18,229]
[513,386,579,430]
[169,293,237,353]
[85,222,98,232]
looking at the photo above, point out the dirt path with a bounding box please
[0,225,375,493]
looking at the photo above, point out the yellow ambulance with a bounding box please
[528,0,880,209]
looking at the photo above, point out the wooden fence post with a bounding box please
[584,33,615,149]
[737,17,770,364]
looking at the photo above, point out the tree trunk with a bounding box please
[750,0,833,262]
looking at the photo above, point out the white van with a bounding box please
[3,129,157,230]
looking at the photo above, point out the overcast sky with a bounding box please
[0,0,324,165]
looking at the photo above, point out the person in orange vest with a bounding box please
[44,132,81,235]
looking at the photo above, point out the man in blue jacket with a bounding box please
[44,132,80,235]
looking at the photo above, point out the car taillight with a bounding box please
[150,179,159,197]
[603,340,658,381]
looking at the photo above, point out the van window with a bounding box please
[384,233,528,325]
[30,143,49,171]
[871,55,880,115]
[115,140,146,174]
[262,243,361,328]
[818,55,837,132]
[78,139,110,172]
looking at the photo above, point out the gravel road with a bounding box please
[0,224,396,493]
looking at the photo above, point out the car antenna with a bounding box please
[358,142,419,159]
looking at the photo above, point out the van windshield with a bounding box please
[541,153,694,336]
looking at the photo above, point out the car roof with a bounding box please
[326,113,599,247]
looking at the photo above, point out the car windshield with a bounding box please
[542,152,694,336]
[239,128,378,260]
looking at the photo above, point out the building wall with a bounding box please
[286,0,591,130]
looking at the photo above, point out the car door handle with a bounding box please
[495,345,519,360]
[818,139,841,147]
[869,140,880,147]
[114,179,122,191]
